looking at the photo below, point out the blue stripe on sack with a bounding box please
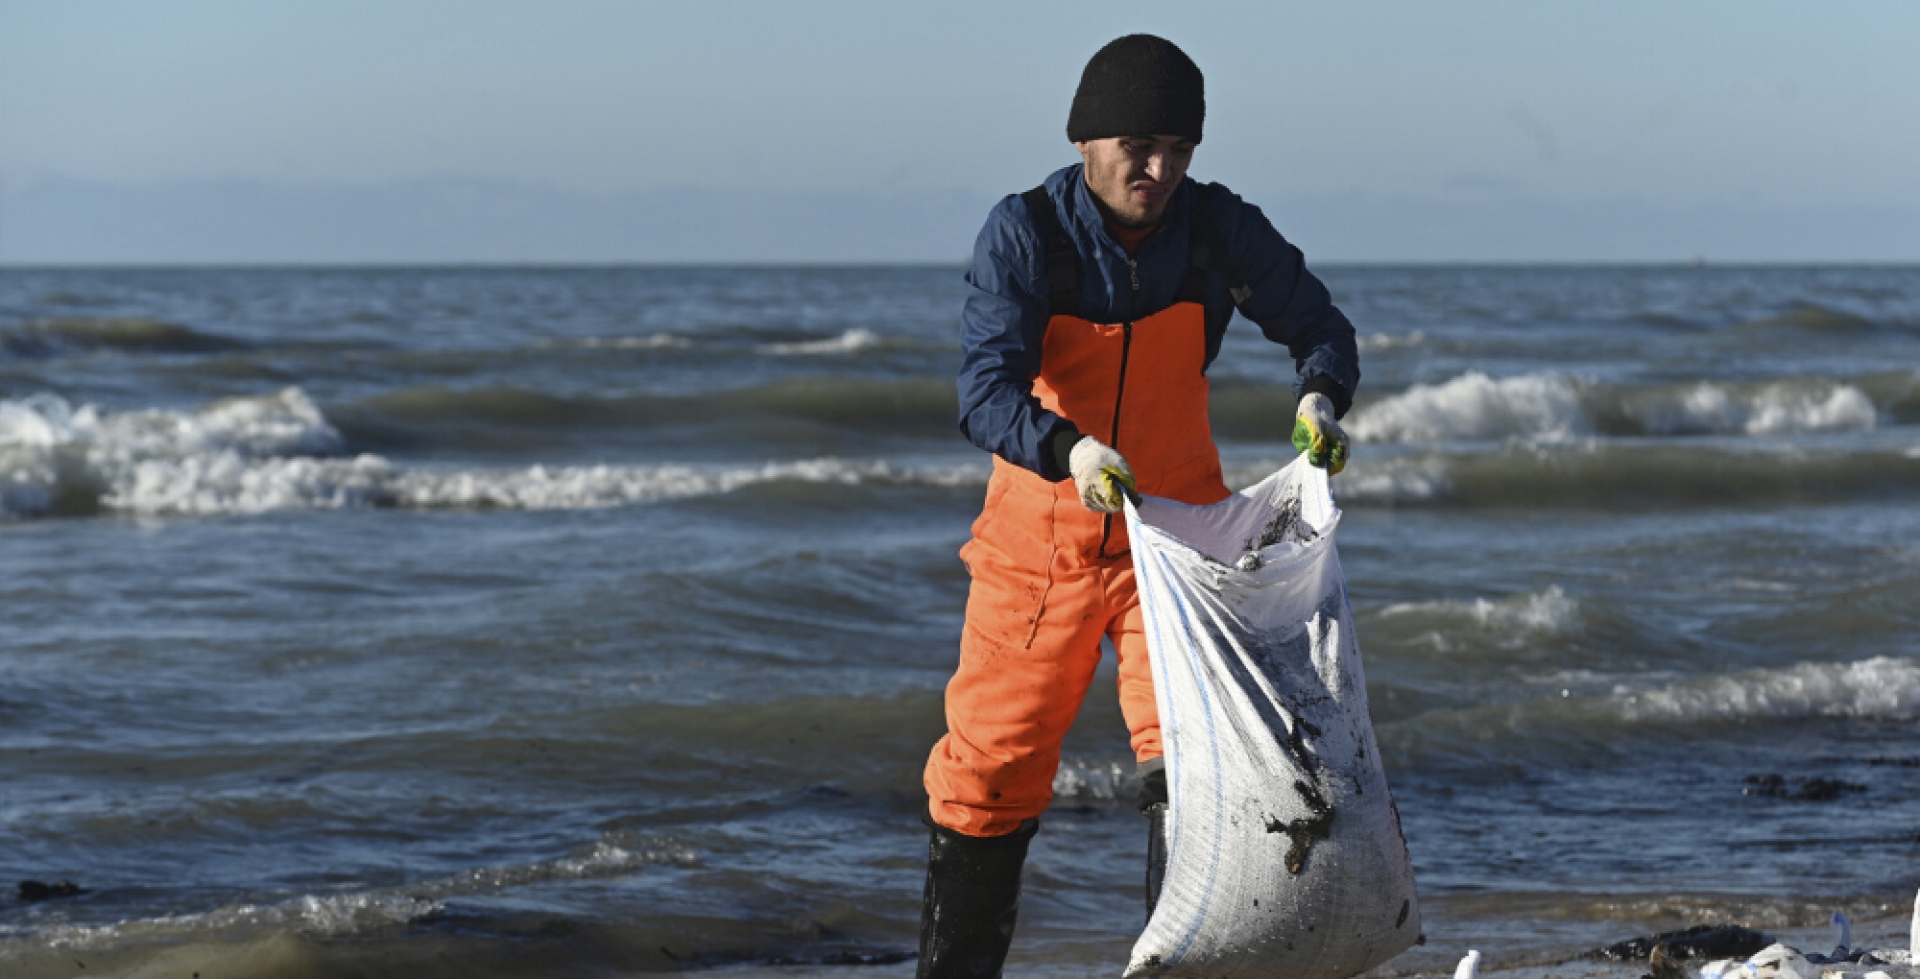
[1125,510,1175,976]
[1132,533,1186,977]
[1154,539,1228,970]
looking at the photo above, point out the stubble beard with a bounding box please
[1114,172,1175,229]
[1112,202,1166,229]
[1099,185,1168,230]
[1084,165,1173,229]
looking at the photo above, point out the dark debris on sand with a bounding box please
[1591,924,1776,962]
[1742,774,1868,801]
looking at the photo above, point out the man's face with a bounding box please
[1074,134,1197,229]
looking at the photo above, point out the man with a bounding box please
[917,34,1359,978]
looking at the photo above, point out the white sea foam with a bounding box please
[1378,586,1580,639]
[102,453,399,515]
[0,387,340,457]
[435,837,699,891]
[1359,330,1427,351]
[1335,456,1451,504]
[1612,656,1920,723]
[1350,373,1880,444]
[11,892,441,953]
[1227,455,1450,505]
[1,388,347,515]
[574,332,691,350]
[1348,372,1588,444]
[1052,757,1137,801]
[758,328,886,355]
[0,389,987,518]
[385,457,984,512]
[1639,382,1877,436]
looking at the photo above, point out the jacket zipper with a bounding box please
[1099,258,1141,558]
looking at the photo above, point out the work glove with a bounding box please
[1292,391,1350,475]
[1068,436,1140,513]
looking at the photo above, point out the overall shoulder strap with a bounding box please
[1177,184,1254,308]
[1020,185,1082,319]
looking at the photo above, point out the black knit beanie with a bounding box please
[1066,34,1205,143]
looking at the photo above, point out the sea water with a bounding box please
[2,265,1918,977]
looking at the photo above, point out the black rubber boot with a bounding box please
[916,818,1038,979]
[1140,765,1169,920]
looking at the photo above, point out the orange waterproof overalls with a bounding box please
[925,196,1233,837]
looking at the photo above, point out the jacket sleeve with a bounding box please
[956,194,1080,482]
[1211,185,1362,417]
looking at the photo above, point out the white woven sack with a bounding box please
[1124,456,1419,979]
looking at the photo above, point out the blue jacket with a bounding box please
[958,163,1360,482]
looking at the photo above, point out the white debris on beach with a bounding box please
[1699,891,1920,979]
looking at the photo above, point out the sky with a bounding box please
[2,1,1916,263]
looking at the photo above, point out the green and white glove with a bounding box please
[1068,436,1140,513]
[1292,391,1350,475]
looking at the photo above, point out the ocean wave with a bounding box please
[1,316,245,357]
[1737,303,1884,335]
[569,332,693,350]
[757,328,890,355]
[1425,440,1920,508]
[3,837,697,953]
[1611,656,1920,724]
[1,388,346,514]
[335,377,957,444]
[1337,458,1453,504]
[516,328,927,357]
[1359,330,1427,351]
[1349,372,1588,442]
[9,390,1909,519]
[1863,369,1920,424]
[1606,380,1878,436]
[1225,454,1454,505]
[1375,586,1580,649]
[1382,656,1920,767]
[383,457,984,512]
[1231,439,1920,509]
[1348,372,1884,444]
[0,388,985,518]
